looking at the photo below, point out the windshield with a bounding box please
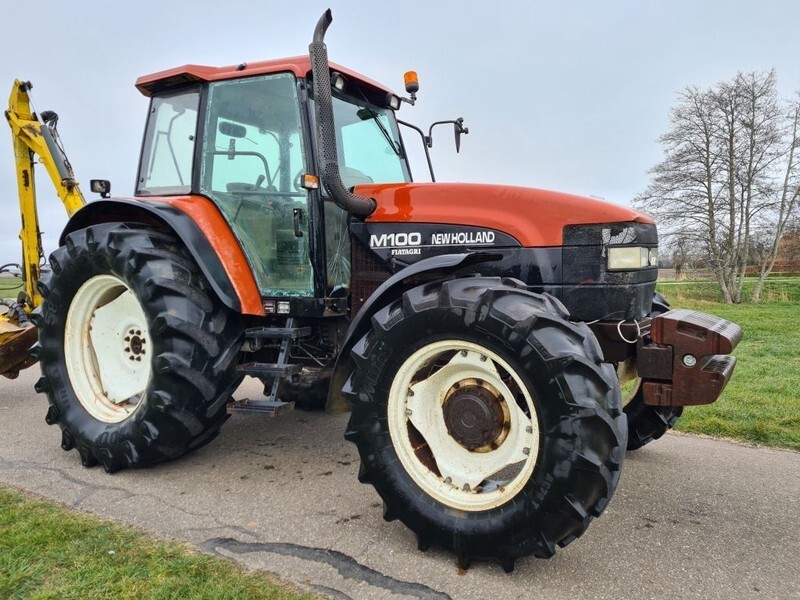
[331,91,411,186]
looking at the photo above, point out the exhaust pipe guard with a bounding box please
[309,9,377,217]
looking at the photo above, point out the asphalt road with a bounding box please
[1,370,799,600]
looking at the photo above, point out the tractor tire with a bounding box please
[344,277,626,571]
[623,292,683,451]
[278,367,332,411]
[32,223,243,472]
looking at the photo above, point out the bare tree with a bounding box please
[669,234,700,280]
[636,71,794,303]
[752,93,800,301]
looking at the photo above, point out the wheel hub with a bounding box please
[443,381,505,451]
[125,329,147,361]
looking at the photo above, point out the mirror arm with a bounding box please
[427,118,469,152]
[398,119,436,182]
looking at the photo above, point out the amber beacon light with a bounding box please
[404,70,419,94]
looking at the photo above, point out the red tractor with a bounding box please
[21,10,740,571]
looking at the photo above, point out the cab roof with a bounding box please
[135,55,394,98]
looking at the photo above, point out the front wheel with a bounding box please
[344,278,626,571]
[34,223,243,472]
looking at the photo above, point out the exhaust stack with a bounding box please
[309,9,376,217]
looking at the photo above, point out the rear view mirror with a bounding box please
[90,179,111,198]
[219,121,246,138]
[454,118,468,154]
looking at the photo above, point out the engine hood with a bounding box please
[355,182,654,247]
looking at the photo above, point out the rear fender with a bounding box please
[60,197,264,315]
[327,251,501,412]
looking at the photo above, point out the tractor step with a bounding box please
[234,317,301,416]
[244,326,312,341]
[228,398,295,417]
[236,362,302,378]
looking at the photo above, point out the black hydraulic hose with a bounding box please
[309,9,376,217]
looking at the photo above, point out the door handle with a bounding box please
[293,208,304,237]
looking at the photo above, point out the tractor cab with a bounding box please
[135,57,411,302]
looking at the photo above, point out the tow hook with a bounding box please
[636,309,743,407]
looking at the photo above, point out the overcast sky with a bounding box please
[2,0,799,263]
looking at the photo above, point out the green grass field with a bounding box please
[0,274,23,300]
[657,277,800,302]
[657,281,800,450]
[0,487,314,600]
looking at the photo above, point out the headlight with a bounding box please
[607,246,658,270]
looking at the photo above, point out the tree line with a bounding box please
[636,70,799,303]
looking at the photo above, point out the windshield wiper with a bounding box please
[355,91,401,157]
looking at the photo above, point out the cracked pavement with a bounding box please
[1,370,799,599]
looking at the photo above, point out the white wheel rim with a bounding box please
[64,275,151,423]
[388,340,539,512]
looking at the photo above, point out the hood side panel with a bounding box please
[358,183,654,247]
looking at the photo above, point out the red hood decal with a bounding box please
[355,182,654,247]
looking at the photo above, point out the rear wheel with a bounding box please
[345,278,626,570]
[33,223,243,472]
[622,292,683,451]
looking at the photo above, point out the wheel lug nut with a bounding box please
[479,355,487,362]
[460,350,468,357]
[463,483,471,491]
[526,426,533,434]
[444,477,452,485]
[522,447,530,455]
[405,408,413,416]
[135,330,141,336]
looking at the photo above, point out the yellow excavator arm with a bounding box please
[6,79,85,306]
[1,80,86,377]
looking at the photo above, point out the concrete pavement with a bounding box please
[1,370,799,599]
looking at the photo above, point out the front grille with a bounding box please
[350,237,392,317]
[563,221,658,246]
[561,222,658,321]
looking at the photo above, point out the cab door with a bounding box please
[199,73,314,298]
